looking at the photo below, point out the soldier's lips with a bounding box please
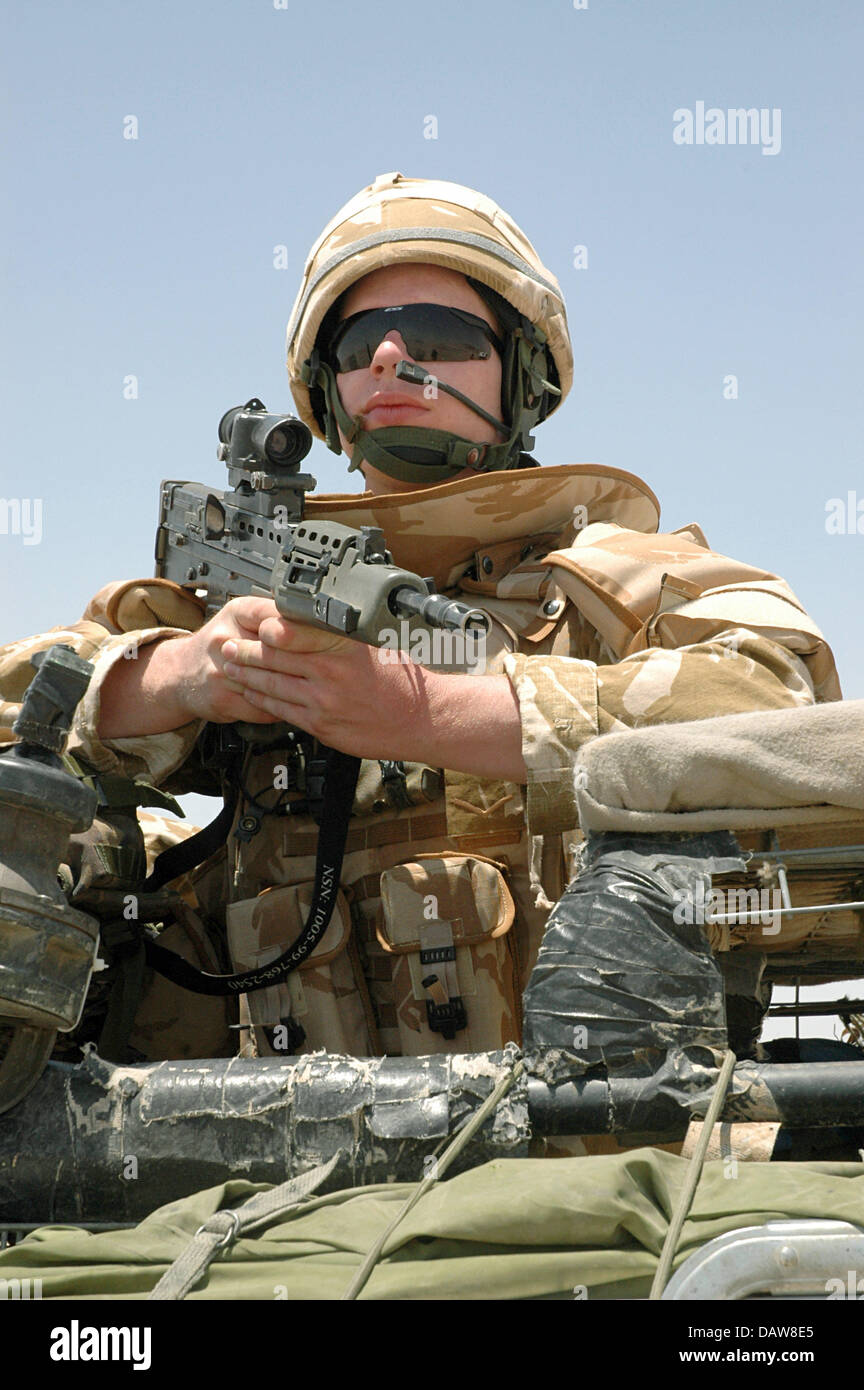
[361,392,431,426]
[362,402,430,425]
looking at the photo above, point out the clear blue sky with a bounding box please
[2,0,862,1036]
[2,0,861,690]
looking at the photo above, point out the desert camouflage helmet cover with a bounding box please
[285,172,573,471]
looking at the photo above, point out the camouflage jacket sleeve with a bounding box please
[503,630,822,837]
[499,521,841,836]
[0,580,206,787]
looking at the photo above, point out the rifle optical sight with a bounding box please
[218,398,313,472]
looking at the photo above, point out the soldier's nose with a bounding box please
[370,332,412,375]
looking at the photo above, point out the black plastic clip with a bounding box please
[421,968,467,1040]
[423,993,468,1040]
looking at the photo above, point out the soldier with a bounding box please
[0,172,839,1064]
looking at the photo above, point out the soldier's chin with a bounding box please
[354,459,426,496]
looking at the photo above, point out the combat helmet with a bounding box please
[286,172,574,485]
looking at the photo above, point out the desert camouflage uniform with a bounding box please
[0,465,839,1062]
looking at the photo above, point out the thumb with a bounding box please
[225,596,283,634]
[258,615,353,654]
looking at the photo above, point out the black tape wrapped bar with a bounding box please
[2,1050,864,1223]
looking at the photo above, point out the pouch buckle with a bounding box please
[420,939,467,1039]
[423,992,468,1040]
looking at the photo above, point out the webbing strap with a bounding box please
[148,1153,341,1301]
[378,760,415,812]
[142,783,239,892]
[97,934,147,1062]
[62,754,185,816]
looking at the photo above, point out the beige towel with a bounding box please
[575,700,864,833]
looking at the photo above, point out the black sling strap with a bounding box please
[142,748,361,996]
[141,783,240,892]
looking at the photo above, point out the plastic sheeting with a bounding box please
[523,832,743,1079]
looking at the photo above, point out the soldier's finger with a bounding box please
[242,688,315,729]
[257,615,350,655]
[221,639,316,677]
[224,596,282,632]
[223,663,314,708]
[217,681,285,724]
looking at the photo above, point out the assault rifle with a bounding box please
[146,399,491,1000]
[154,397,490,646]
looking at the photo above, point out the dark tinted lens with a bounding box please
[329,304,498,372]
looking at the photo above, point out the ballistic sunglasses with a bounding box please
[326,303,504,373]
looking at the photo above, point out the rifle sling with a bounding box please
[141,784,241,893]
[143,749,361,997]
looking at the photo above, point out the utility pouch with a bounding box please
[375,853,521,1055]
[227,883,376,1058]
[64,811,147,904]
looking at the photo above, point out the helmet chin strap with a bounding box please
[300,314,560,486]
[303,352,525,485]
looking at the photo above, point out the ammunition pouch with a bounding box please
[373,853,522,1055]
[226,881,377,1056]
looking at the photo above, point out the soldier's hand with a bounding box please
[219,611,431,759]
[98,597,287,738]
[158,597,291,725]
[100,597,526,781]
[220,611,527,781]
